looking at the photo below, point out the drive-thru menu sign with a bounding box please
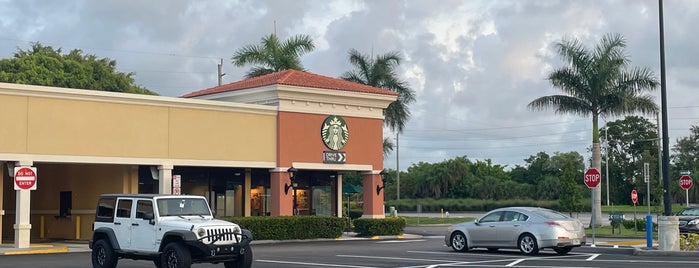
[14,167,37,190]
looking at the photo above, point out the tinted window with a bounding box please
[480,211,503,223]
[135,200,153,219]
[533,209,569,220]
[116,199,133,218]
[95,197,116,222]
[503,211,528,222]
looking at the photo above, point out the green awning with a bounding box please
[342,183,363,194]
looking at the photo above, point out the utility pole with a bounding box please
[396,132,400,200]
[217,58,225,86]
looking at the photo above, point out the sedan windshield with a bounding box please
[157,198,211,217]
[678,208,699,216]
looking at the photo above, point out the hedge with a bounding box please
[353,217,406,236]
[384,198,591,213]
[222,216,344,240]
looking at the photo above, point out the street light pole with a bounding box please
[605,123,610,207]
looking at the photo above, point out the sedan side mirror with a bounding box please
[474,219,480,225]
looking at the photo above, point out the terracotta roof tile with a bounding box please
[182,69,399,98]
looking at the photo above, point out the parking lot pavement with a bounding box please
[0,232,419,255]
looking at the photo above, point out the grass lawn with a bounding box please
[403,216,474,225]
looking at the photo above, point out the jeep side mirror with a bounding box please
[143,212,155,225]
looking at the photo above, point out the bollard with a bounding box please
[445,211,449,218]
[646,215,653,248]
[75,215,81,240]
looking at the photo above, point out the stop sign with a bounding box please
[679,175,693,190]
[584,168,601,188]
[14,167,37,190]
[631,189,638,204]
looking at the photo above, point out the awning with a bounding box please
[342,183,363,194]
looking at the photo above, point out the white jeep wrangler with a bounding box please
[89,194,253,268]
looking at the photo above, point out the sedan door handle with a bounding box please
[513,224,520,227]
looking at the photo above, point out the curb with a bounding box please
[2,245,69,255]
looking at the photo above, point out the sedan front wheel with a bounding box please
[450,232,468,252]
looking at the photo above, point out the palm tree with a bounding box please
[341,49,415,134]
[528,33,659,226]
[232,33,315,78]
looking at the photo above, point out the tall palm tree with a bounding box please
[341,49,415,134]
[232,33,315,78]
[528,33,659,226]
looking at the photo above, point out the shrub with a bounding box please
[353,217,406,236]
[621,218,657,231]
[681,233,699,251]
[222,216,344,240]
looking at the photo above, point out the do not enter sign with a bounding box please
[680,175,693,190]
[14,167,37,190]
[584,168,601,188]
[631,189,638,204]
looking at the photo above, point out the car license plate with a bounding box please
[572,239,580,245]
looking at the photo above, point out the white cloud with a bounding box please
[0,0,696,170]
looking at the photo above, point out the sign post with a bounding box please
[679,174,693,207]
[631,189,638,231]
[643,163,652,248]
[584,168,601,245]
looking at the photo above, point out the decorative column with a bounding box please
[244,169,252,217]
[158,164,173,194]
[336,173,343,218]
[362,170,385,219]
[270,168,294,216]
[0,161,4,245]
[14,160,33,248]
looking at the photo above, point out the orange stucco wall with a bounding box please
[277,111,383,169]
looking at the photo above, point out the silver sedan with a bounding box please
[444,207,586,255]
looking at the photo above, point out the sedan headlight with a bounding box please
[688,219,699,226]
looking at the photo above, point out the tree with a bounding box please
[341,49,416,134]
[672,125,699,202]
[0,42,156,95]
[231,33,315,78]
[602,116,660,205]
[528,33,659,226]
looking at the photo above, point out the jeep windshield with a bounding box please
[157,198,212,217]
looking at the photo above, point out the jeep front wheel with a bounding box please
[161,242,192,268]
[91,239,118,268]
[224,244,253,268]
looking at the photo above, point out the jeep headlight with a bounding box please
[233,225,241,234]
[197,227,206,237]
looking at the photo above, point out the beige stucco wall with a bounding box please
[0,84,277,162]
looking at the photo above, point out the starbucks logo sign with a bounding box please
[321,115,349,150]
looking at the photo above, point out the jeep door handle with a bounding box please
[114,222,121,225]
[132,223,139,226]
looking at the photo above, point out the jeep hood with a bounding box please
[159,217,240,229]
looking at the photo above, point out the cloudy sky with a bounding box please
[1,0,697,171]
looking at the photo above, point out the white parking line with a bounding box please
[256,259,378,268]
[505,259,525,266]
[586,254,600,261]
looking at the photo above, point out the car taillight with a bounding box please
[546,221,560,226]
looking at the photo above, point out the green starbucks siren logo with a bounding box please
[321,115,349,150]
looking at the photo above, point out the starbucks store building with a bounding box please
[0,69,397,246]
